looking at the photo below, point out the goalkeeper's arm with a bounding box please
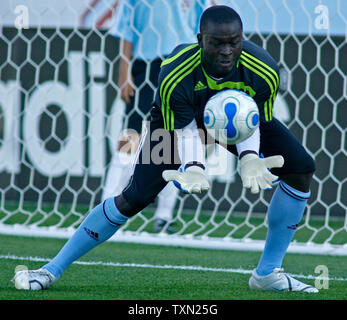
[162,119,210,194]
[236,127,284,194]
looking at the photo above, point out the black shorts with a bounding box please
[225,118,315,176]
[122,117,315,212]
[124,58,163,134]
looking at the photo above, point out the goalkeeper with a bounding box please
[13,5,318,293]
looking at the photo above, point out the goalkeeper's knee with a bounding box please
[114,193,151,218]
[281,171,314,193]
[280,151,315,193]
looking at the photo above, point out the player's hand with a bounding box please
[239,154,284,194]
[120,82,134,105]
[162,166,210,194]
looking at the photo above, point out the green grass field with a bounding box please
[1,233,347,301]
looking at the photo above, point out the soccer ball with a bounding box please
[203,89,259,145]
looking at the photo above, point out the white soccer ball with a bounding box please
[203,89,259,145]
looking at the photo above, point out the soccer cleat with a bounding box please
[12,268,56,290]
[154,218,175,234]
[249,268,319,293]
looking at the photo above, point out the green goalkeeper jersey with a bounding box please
[152,39,280,131]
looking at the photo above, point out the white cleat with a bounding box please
[12,268,56,290]
[249,268,319,293]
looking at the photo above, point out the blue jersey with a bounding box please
[152,40,280,130]
[109,0,207,61]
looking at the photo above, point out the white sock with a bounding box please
[102,151,135,201]
[154,182,179,221]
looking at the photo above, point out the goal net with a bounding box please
[0,0,346,255]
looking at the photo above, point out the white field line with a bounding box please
[1,254,347,282]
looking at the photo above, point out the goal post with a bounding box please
[0,0,346,255]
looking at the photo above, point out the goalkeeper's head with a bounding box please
[198,5,243,79]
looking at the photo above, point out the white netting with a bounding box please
[0,0,346,255]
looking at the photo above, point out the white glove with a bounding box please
[239,153,284,194]
[162,166,210,194]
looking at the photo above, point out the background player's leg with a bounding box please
[116,119,181,217]
[154,182,179,233]
[102,147,136,201]
[102,59,145,202]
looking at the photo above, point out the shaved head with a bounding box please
[200,5,243,34]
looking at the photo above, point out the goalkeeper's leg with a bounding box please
[250,119,317,291]
[12,196,129,290]
[254,119,315,275]
[225,118,317,291]
[13,121,179,290]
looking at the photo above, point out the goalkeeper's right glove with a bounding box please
[162,165,210,194]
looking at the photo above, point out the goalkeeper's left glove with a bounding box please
[162,165,210,194]
[238,153,284,194]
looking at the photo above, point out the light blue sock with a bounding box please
[256,181,310,276]
[43,197,128,279]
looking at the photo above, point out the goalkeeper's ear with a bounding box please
[197,33,202,47]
